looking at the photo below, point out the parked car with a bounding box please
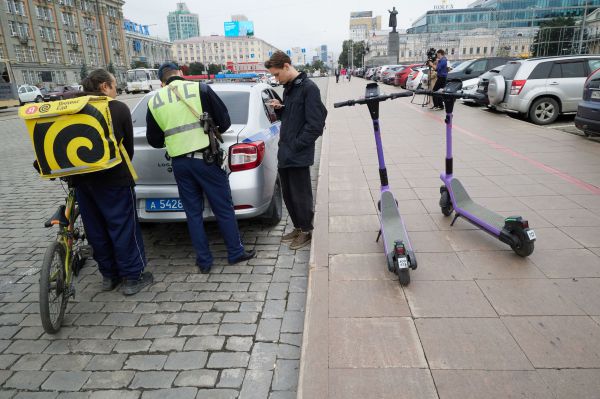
[17,85,43,105]
[129,83,283,224]
[406,67,428,91]
[268,75,279,87]
[459,77,480,104]
[45,85,82,101]
[575,67,600,137]
[364,68,376,80]
[447,57,515,82]
[394,64,422,88]
[487,56,600,125]
[474,64,506,106]
[381,66,404,85]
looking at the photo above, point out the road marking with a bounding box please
[403,101,600,196]
[548,124,576,129]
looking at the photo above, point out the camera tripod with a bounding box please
[410,63,433,108]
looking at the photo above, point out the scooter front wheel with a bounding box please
[439,188,454,217]
[511,228,535,257]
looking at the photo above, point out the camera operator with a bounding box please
[428,49,448,110]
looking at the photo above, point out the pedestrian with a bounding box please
[146,62,255,274]
[335,68,340,83]
[341,68,346,81]
[265,51,327,250]
[347,68,352,82]
[76,69,152,295]
[430,49,448,110]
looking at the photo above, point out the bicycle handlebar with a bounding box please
[414,89,484,101]
[334,91,413,108]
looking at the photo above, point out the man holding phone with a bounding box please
[265,51,327,250]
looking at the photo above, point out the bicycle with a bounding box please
[39,177,90,334]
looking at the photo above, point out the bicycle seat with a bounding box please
[45,205,69,228]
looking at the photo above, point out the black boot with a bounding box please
[122,272,153,296]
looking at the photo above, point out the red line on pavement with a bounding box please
[403,102,600,196]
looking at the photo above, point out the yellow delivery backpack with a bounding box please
[19,96,137,180]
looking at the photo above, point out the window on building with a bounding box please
[483,46,488,54]
[469,47,473,55]
[476,47,480,54]
[462,48,466,55]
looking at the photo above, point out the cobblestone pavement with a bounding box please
[0,78,327,399]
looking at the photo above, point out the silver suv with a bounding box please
[487,56,600,125]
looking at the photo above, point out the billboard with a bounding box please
[350,11,372,18]
[224,21,255,37]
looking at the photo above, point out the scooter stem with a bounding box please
[445,112,453,176]
[373,119,389,189]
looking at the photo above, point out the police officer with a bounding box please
[146,62,255,273]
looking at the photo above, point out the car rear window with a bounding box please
[500,62,521,80]
[132,90,250,128]
[528,61,552,80]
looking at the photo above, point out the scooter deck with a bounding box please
[380,191,410,252]
[451,178,505,229]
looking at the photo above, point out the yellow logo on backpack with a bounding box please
[19,96,137,180]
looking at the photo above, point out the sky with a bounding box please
[123,0,473,59]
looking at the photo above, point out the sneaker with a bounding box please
[229,250,256,265]
[122,272,153,296]
[102,276,120,291]
[198,264,212,274]
[289,231,312,250]
[281,228,301,243]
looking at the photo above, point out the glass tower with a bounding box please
[168,2,200,42]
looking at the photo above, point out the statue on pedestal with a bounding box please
[388,7,398,33]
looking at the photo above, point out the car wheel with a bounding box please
[35,96,43,103]
[529,97,559,125]
[262,179,283,226]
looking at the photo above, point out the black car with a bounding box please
[447,57,515,82]
[575,67,600,137]
[474,64,507,106]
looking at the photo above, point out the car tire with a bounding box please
[262,179,283,226]
[529,97,559,125]
[35,96,43,103]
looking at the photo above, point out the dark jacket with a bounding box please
[71,99,135,187]
[276,72,327,168]
[146,76,231,150]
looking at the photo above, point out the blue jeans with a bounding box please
[172,156,245,267]
[75,185,146,280]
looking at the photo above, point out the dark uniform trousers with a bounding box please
[75,185,146,280]
[172,156,245,268]
[278,167,314,232]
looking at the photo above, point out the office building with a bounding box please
[350,11,382,42]
[409,0,600,33]
[320,45,328,63]
[124,20,172,69]
[168,2,200,41]
[172,35,281,73]
[0,0,128,87]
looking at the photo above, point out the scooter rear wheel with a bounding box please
[395,258,410,286]
[439,188,454,217]
[511,228,535,257]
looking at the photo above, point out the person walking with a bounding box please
[265,51,327,250]
[335,68,340,83]
[146,62,255,273]
[75,69,152,295]
[430,49,448,110]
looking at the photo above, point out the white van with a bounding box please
[126,68,160,94]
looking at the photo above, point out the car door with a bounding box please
[548,60,588,112]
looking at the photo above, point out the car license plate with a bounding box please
[398,257,409,269]
[527,230,536,241]
[592,91,600,99]
[146,198,184,212]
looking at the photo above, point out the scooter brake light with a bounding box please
[510,80,527,95]
[395,243,406,256]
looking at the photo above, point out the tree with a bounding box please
[337,40,366,68]
[207,64,221,75]
[180,65,190,76]
[532,17,577,57]
[129,60,148,69]
[188,62,206,75]
[312,59,325,72]
[80,63,88,80]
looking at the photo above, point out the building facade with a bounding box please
[172,35,281,72]
[349,11,382,42]
[320,45,327,63]
[124,20,172,69]
[409,0,600,33]
[290,47,305,66]
[167,2,199,42]
[0,0,128,87]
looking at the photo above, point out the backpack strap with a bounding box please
[107,98,138,181]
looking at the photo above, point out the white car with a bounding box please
[406,68,428,91]
[18,85,43,104]
[129,82,283,224]
[460,77,480,104]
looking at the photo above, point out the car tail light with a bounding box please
[510,80,527,95]
[229,141,265,172]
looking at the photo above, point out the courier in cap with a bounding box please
[146,61,255,273]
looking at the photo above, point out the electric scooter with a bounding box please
[417,83,536,257]
[334,83,417,285]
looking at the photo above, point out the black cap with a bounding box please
[158,62,179,81]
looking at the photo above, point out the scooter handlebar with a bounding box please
[334,91,413,108]
[414,89,484,101]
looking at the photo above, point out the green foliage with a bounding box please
[337,40,366,68]
[312,59,326,72]
[207,64,221,75]
[107,62,116,74]
[188,62,206,75]
[129,60,148,69]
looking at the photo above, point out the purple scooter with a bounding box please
[418,82,536,256]
[334,83,416,285]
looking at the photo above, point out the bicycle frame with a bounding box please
[52,188,77,287]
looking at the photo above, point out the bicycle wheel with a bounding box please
[39,241,69,334]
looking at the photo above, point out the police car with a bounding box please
[130,82,283,224]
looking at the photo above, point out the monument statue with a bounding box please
[388,7,398,33]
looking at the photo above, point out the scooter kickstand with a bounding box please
[450,214,460,227]
[376,230,382,243]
